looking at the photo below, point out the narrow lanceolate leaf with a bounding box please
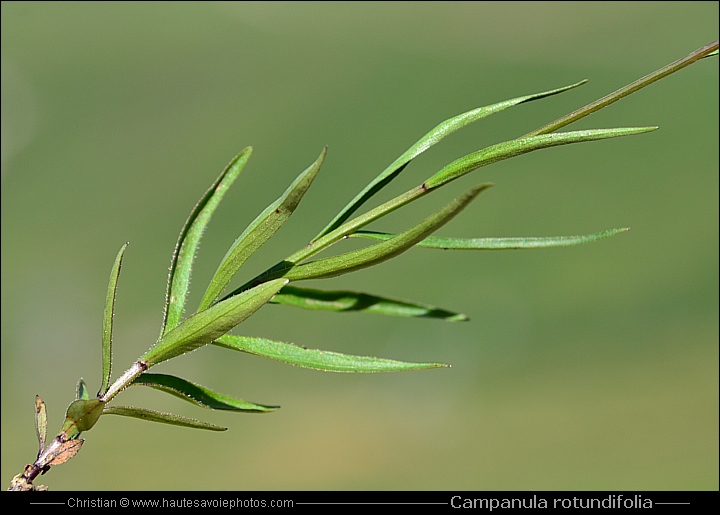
[283,184,492,282]
[350,228,630,249]
[424,127,657,190]
[142,278,288,366]
[214,335,449,373]
[103,405,226,431]
[34,396,47,456]
[314,81,586,240]
[271,285,468,321]
[161,147,253,337]
[198,147,327,311]
[100,242,128,397]
[132,373,277,412]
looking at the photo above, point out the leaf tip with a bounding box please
[421,362,452,370]
[563,78,589,91]
[470,182,494,196]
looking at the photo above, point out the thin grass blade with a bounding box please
[142,278,288,366]
[103,405,226,431]
[198,147,327,311]
[214,335,449,373]
[282,184,491,281]
[424,128,657,190]
[350,227,630,249]
[271,285,467,321]
[314,81,586,240]
[132,373,277,412]
[99,242,128,397]
[161,147,253,337]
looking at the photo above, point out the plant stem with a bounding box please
[98,360,148,403]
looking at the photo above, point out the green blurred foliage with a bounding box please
[2,2,717,490]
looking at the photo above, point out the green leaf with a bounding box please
[76,378,90,400]
[198,147,327,311]
[424,128,657,190]
[350,227,630,249]
[103,405,226,431]
[314,81,586,240]
[214,335,449,373]
[35,395,48,455]
[161,147,253,337]
[141,278,289,366]
[132,373,277,412]
[282,183,492,281]
[100,242,128,397]
[61,399,104,438]
[271,285,468,321]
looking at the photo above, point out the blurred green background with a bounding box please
[2,2,717,490]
